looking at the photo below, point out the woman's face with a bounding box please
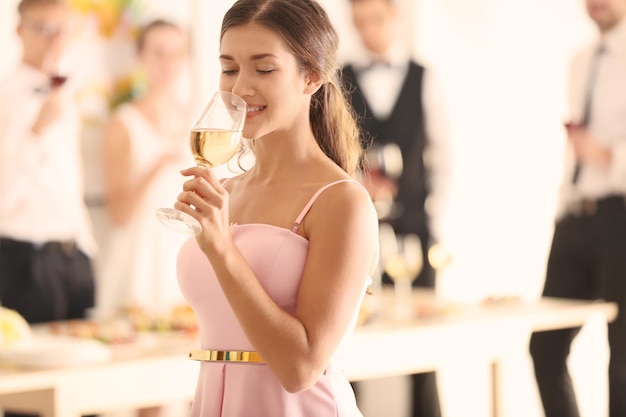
[219,23,317,141]
[139,26,188,89]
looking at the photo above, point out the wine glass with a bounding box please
[383,232,423,320]
[155,91,247,234]
[34,54,70,94]
[364,142,403,220]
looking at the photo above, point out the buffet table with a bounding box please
[0,290,618,417]
[342,290,618,417]
[0,332,200,417]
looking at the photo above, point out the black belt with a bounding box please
[566,195,626,217]
[0,237,78,256]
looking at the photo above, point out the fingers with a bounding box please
[176,167,228,218]
[173,199,200,221]
[180,166,223,190]
[181,172,225,203]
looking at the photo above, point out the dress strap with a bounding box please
[291,179,360,233]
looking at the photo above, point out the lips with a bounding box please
[246,105,266,113]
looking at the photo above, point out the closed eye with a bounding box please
[257,69,275,74]
[222,69,238,75]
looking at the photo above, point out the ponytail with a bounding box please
[310,75,363,176]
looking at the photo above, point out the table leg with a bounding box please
[491,360,501,417]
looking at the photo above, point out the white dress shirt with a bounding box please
[556,17,626,219]
[351,45,452,243]
[0,63,96,255]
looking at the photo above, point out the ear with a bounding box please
[303,71,323,95]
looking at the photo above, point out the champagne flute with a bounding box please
[384,232,423,320]
[155,91,247,234]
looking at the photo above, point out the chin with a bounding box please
[243,126,266,141]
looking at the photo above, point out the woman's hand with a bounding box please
[174,167,232,253]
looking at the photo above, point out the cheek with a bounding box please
[219,77,235,92]
[165,60,185,77]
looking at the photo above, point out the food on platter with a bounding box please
[47,304,199,344]
[124,304,199,333]
[0,307,32,349]
[49,318,136,344]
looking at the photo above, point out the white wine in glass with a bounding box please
[155,91,247,234]
[190,129,243,168]
[384,233,423,320]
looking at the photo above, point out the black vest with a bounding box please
[341,62,429,237]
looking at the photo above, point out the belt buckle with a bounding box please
[581,199,597,216]
[60,241,77,256]
[570,199,597,217]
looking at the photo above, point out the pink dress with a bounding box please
[177,179,367,417]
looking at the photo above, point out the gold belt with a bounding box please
[188,350,265,363]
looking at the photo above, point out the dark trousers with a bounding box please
[354,231,442,417]
[0,237,95,417]
[529,196,626,417]
[406,260,441,417]
[0,237,94,323]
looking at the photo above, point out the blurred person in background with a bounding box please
[0,0,96,416]
[341,0,450,416]
[529,0,626,416]
[98,19,192,417]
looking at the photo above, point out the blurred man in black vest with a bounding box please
[341,1,450,416]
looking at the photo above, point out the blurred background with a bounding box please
[0,0,608,416]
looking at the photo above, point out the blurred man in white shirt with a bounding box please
[0,0,95,327]
[529,1,626,416]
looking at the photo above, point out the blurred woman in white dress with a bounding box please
[98,18,193,417]
[98,19,191,324]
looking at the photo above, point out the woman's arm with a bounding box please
[176,170,379,392]
[101,116,173,226]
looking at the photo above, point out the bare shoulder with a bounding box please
[306,178,378,234]
[304,178,379,274]
[321,179,373,211]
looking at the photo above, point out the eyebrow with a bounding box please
[219,53,278,61]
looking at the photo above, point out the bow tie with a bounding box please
[360,60,392,72]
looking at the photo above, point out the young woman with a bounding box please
[99,19,192,319]
[175,0,379,416]
[99,20,192,417]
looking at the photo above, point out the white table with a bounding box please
[0,291,618,417]
[343,290,618,416]
[0,333,199,417]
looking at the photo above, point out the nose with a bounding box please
[230,72,254,99]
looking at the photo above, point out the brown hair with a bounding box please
[17,0,67,16]
[221,0,363,176]
[136,19,183,53]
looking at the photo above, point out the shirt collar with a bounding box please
[352,44,411,72]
